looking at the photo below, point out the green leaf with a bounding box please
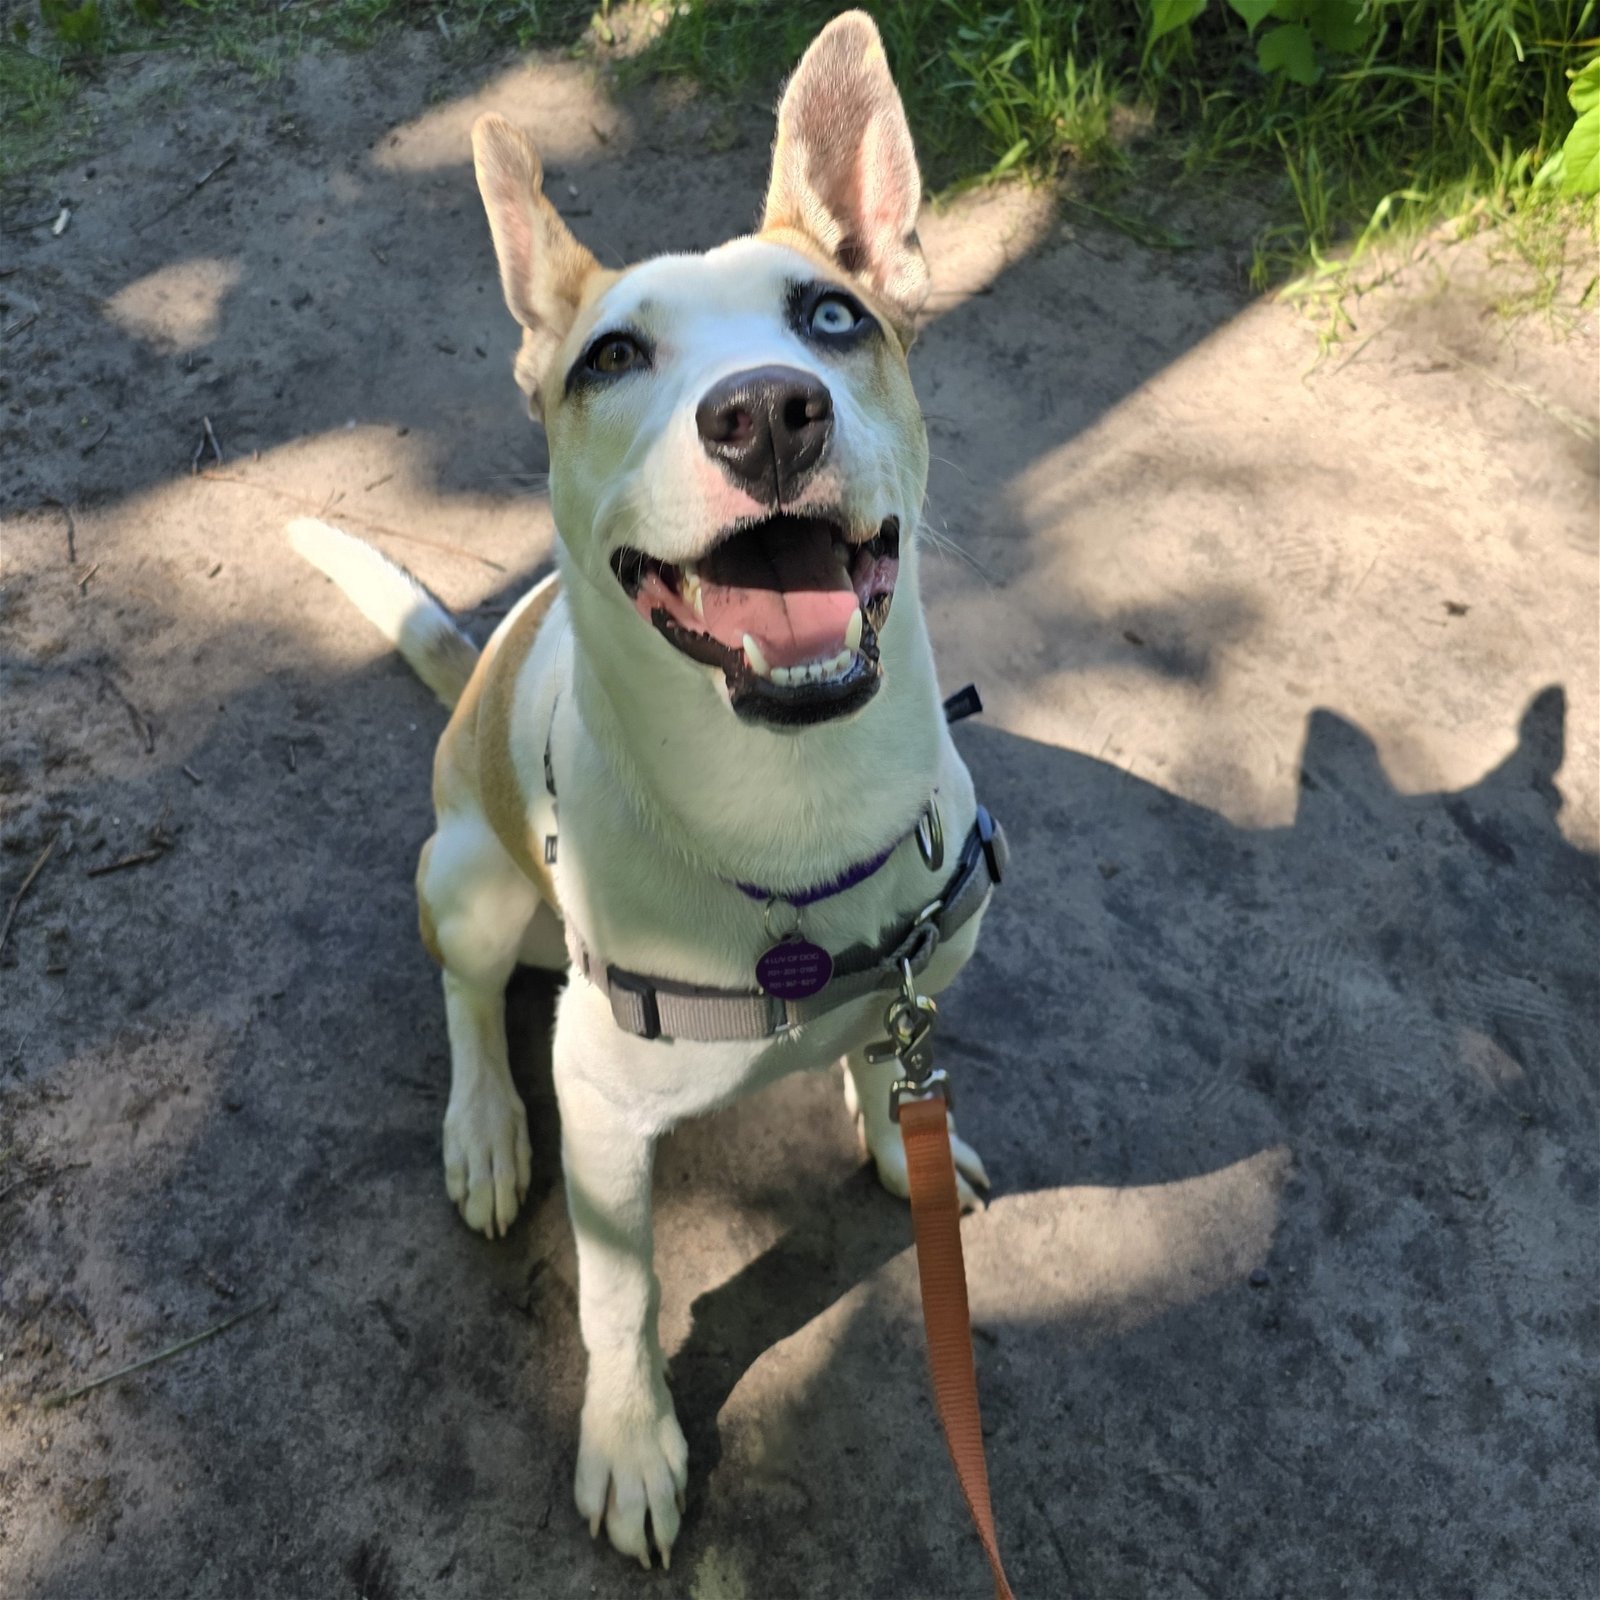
[1568,57,1600,116]
[990,139,1031,177]
[1148,0,1208,48]
[991,38,1029,72]
[1306,0,1372,54]
[1226,0,1278,30]
[1559,106,1600,197]
[1258,21,1320,85]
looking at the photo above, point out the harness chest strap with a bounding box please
[568,807,1007,1042]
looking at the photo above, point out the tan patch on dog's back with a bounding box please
[421,576,563,961]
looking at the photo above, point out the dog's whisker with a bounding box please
[915,499,996,585]
[927,452,976,483]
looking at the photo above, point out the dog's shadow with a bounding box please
[502,682,1598,1554]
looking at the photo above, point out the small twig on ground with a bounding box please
[85,845,168,879]
[0,835,58,961]
[76,562,100,595]
[191,417,224,476]
[3,313,38,340]
[101,676,155,753]
[1444,344,1599,444]
[285,741,298,773]
[5,208,65,230]
[40,497,75,564]
[40,1297,276,1411]
[363,472,393,493]
[181,764,204,785]
[207,562,223,578]
[80,422,112,457]
[198,471,506,571]
[138,150,237,234]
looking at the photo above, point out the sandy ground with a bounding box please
[2,35,1597,1600]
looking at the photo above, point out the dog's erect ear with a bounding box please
[471,114,598,416]
[761,11,928,330]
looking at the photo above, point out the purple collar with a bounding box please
[732,833,906,907]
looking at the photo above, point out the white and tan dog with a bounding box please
[290,12,1000,1570]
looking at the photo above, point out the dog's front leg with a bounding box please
[844,1048,991,1211]
[555,1003,687,1569]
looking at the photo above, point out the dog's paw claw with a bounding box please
[442,1083,532,1239]
[575,1390,688,1569]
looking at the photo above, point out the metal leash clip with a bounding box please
[868,958,952,1121]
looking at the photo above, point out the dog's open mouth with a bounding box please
[609,513,899,725]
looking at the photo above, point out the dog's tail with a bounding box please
[287,518,479,709]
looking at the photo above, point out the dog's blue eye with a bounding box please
[587,333,644,375]
[810,295,861,336]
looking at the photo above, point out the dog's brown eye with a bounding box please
[588,334,643,375]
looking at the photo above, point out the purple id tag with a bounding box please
[756,937,834,1001]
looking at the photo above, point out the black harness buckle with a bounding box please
[942,683,984,724]
[975,804,1003,885]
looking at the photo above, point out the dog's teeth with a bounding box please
[681,563,704,618]
[771,665,793,687]
[743,634,772,678]
[844,609,863,653]
[829,649,852,676]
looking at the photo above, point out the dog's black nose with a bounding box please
[695,366,833,504]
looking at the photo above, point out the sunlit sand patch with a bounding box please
[372,60,627,175]
[718,1144,1291,1419]
[103,257,242,354]
[965,1144,1291,1330]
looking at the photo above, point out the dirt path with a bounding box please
[2,37,1596,1600]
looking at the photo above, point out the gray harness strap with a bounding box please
[570,807,1007,1043]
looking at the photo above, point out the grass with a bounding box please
[636,0,1597,295]
[3,0,1595,306]
[0,40,82,176]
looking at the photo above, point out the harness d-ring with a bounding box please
[915,798,944,871]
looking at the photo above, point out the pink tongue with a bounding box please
[700,519,858,668]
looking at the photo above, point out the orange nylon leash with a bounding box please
[901,1095,1017,1600]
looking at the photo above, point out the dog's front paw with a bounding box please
[575,1378,689,1570]
[852,1088,990,1212]
[442,1080,531,1239]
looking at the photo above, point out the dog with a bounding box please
[289,11,1004,1569]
